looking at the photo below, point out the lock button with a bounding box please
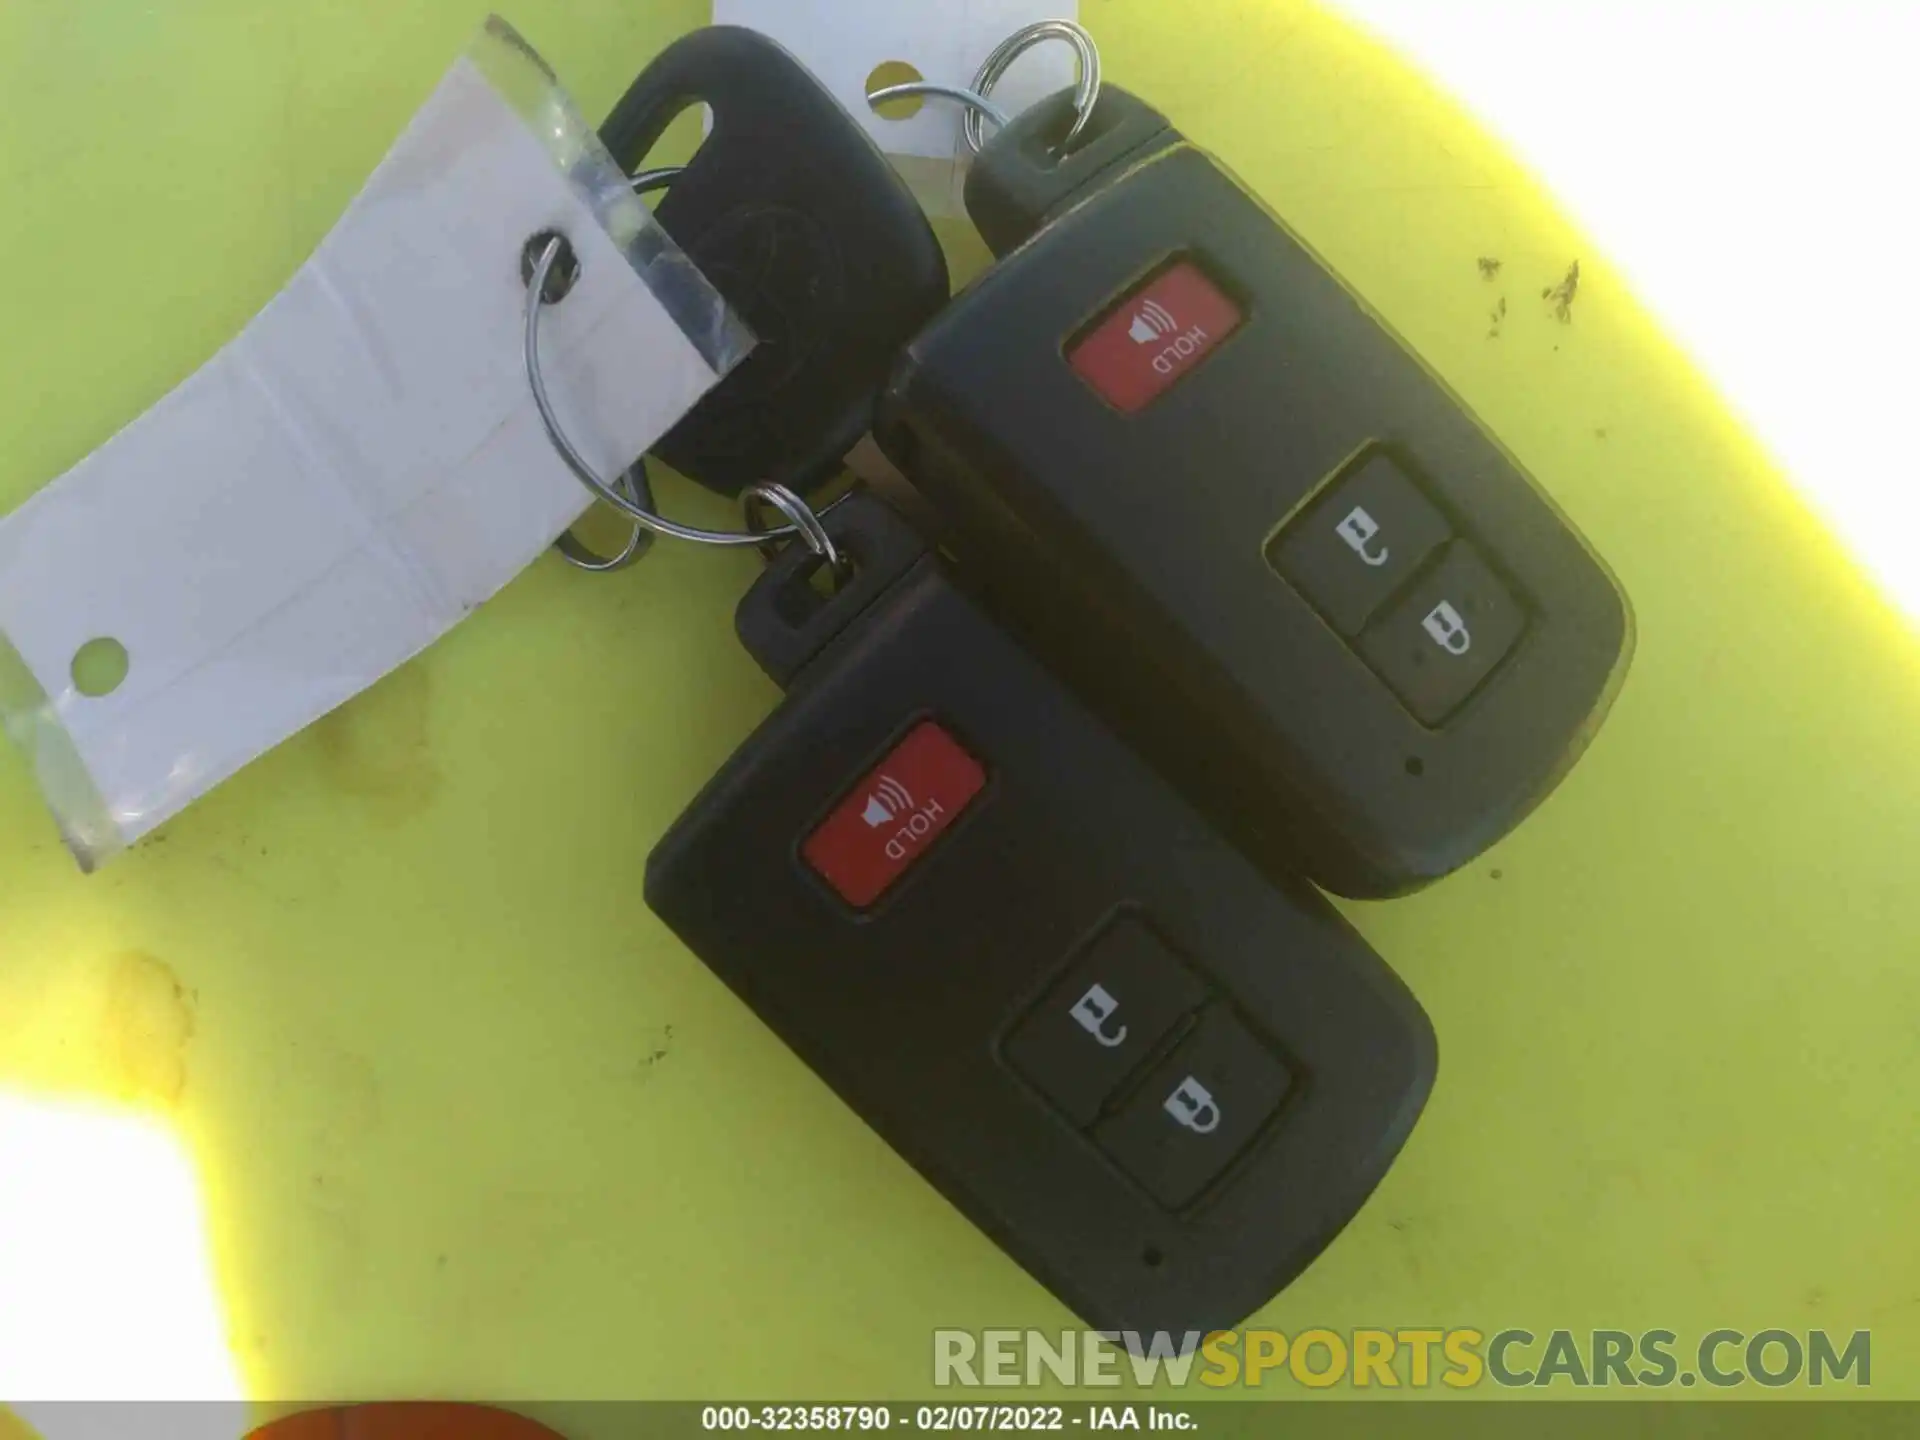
[1268,454,1453,636]
[1005,914,1210,1126]
[1358,541,1528,725]
[1094,1005,1294,1210]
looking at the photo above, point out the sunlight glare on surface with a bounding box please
[1336,0,1920,620]
[0,1093,243,1431]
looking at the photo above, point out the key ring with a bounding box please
[965,20,1102,156]
[866,19,1102,158]
[552,462,656,572]
[630,165,682,195]
[866,81,1012,132]
[743,482,845,575]
[542,165,687,572]
[522,233,843,569]
[541,163,688,572]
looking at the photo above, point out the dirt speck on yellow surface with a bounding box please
[1544,259,1582,321]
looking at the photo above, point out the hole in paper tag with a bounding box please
[712,1,1080,217]
[867,60,927,119]
[519,229,582,303]
[70,638,129,699]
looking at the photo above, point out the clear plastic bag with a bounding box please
[0,16,750,869]
[473,16,751,374]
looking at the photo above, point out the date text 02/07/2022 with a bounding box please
[699,1405,1195,1432]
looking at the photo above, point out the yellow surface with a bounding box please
[1,0,1917,1406]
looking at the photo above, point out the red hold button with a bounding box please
[803,721,988,907]
[1069,261,1244,412]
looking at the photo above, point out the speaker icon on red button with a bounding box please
[1069,261,1245,413]
[805,722,989,908]
[861,775,915,828]
[1128,299,1179,345]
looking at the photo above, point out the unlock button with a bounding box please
[1269,454,1452,636]
[1094,1006,1294,1210]
[1006,915,1209,1126]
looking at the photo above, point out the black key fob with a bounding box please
[877,87,1632,899]
[602,27,951,495]
[646,494,1436,1336]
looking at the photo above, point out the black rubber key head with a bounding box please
[602,27,951,496]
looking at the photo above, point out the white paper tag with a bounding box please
[0,21,746,867]
[713,0,1081,214]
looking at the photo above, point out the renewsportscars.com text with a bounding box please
[933,1328,1871,1390]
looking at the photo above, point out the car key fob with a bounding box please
[645,494,1435,1336]
[601,27,951,496]
[876,87,1632,899]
